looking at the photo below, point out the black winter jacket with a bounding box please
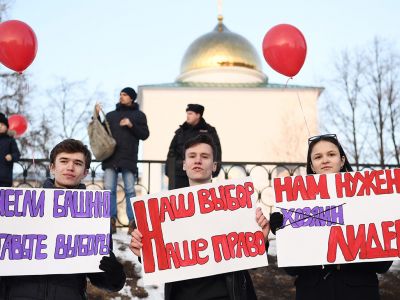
[1,179,126,300]
[164,270,257,300]
[0,133,20,185]
[102,103,149,174]
[285,261,392,300]
[166,118,222,178]
[163,241,270,300]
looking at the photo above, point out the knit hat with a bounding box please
[0,113,8,128]
[120,87,137,101]
[186,104,204,116]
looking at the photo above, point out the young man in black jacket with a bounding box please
[2,139,126,300]
[166,104,222,190]
[96,87,149,235]
[0,113,20,187]
[131,134,270,300]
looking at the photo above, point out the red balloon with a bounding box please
[262,24,307,77]
[8,114,28,137]
[0,20,38,73]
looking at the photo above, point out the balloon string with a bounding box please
[296,89,311,137]
[284,77,292,88]
[285,77,311,137]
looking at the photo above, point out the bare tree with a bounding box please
[46,78,104,142]
[0,72,29,114]
[0,0,14,22]
[364,38,390,167]
[324,37,400,166]
[385,52,400,164]
[322,49,367,168]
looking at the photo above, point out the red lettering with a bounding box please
[386,169,400,193]
[198,188,214,214]
[133,199,168,273]
[246,231,266,256]
[211,231,265,262]
[305,174,330,200]
[227,232,239,258]
[381,221,398,257]
[211,234,230,262]
[274,177,293,203]
[328,221,400,263]
[195,239,209,265]
[208,186,226,211]
[165,239,209,269]
[243,182,254,208]
[165,242,181,269]
[327,225,366,263]
[292,176,308,201]
[171,193,195,219]
[366,223,385,258]
[335,173,357,198]
[159,197,175,222]
[225,184,239,211]
[199,183,254,214]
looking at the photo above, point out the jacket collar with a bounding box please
[43,178,86,190]
[115,102,138,111]
[181,117,207,130]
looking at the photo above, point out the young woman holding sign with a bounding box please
[272,134,393,300]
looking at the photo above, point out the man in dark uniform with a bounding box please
[166,104,222,189]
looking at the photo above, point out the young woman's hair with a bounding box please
[184,134,217,162]
[306,135,353,175]
[50,139,92,170]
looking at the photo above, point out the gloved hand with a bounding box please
[99,250,126,288]
[270,212,284,235]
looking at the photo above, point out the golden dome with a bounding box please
[180,16,263,75]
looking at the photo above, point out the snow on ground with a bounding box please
[110,228,398,300]
[112,227,164,300]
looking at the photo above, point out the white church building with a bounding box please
[137,16,323,195]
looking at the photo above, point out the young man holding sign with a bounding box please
[2,139,126,300]
[130,134,270,300]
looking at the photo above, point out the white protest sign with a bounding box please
[274,169,400,267]
[0,187,111,275]
[132,177,268,285]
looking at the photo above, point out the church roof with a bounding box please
[179,16,263,77]
[140,81,324,90]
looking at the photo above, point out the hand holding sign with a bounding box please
[256,207,270,240]
[129,229,143,257]
[99,251,126,288]
[131,178,268,285]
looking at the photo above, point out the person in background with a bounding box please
[0,112,20,187]
[96,87,149,235]
[166,104,222,190]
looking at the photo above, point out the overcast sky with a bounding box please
[8,0,400,109]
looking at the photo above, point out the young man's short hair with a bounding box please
[183,134,217,161]
[50,139,92,169]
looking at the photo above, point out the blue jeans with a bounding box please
[103,168,136,221]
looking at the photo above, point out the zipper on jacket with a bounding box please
[232,274,236,300]
[45,277,48,300]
